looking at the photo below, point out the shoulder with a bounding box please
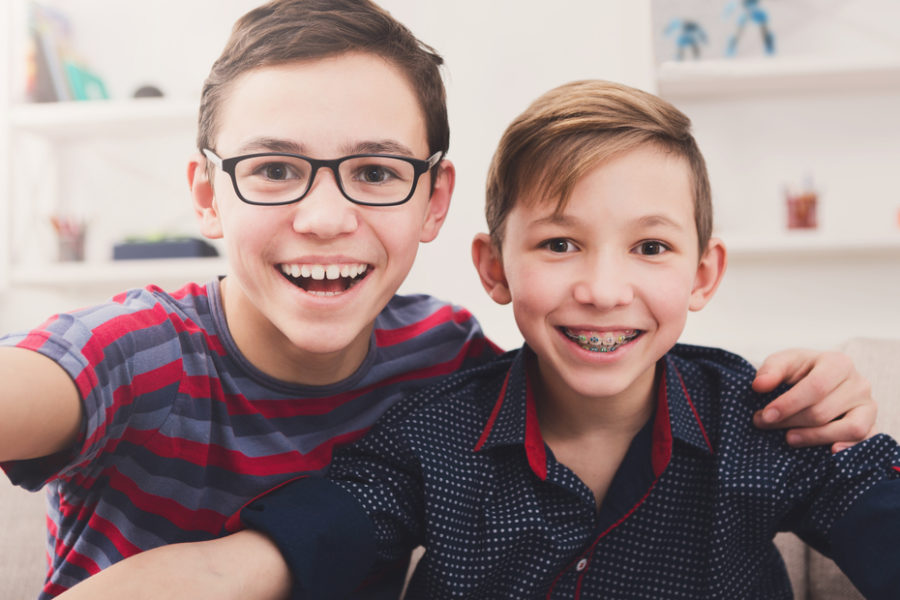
[368,352,515,436]
[376,294,482,334]
[667,344,771,401]
[373,294,499,365]
[667,343,776,411]
[1,282,217,364]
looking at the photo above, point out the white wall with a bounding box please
[388,0,655,349]
[3,0,899,366]
[0,0,655,351]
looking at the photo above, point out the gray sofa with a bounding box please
[3,338,898,598]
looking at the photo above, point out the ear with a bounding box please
[471,233,511,305]
[689,237,727,311]
[419,159,455,243]
[188,152,224,240]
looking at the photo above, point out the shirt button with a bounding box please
[576,558,588,571]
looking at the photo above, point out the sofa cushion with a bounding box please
[806,337,900,600]
[0,476,47,598]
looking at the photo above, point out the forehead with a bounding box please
[214,52,428,156]
[510,146,695,232]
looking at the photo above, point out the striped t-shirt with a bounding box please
[0,280,497,598]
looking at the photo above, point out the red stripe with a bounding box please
[128,426,367,475]
[231,337,490,419]
[893,466,900,473]
[107,468,225,534]
[80,360,185,452]
[87,513,143,558]
[523,366,547,481]
[224,474,310,532]
[675,367,713,454]
[474,370,512,452]
[651,365,673,477]
[374,305,473,347]
[548,478,661,599]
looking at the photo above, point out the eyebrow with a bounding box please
[636,214,688,231]
[236,137,304,155]
[530,213,689,230]
[343,140,417,157]
[233,137,416,158]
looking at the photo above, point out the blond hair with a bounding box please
[485,80,712,254]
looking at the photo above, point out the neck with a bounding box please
[535,363,657,443]
[219,277,371,386]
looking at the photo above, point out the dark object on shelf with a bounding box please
[133,85,164,98]
[113,237,219,260]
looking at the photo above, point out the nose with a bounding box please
[571,251,634,309]
[291,167,359,238]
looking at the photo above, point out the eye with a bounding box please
[634,240,670,256]
[254,162,297,181]
[360,165,394,184]
[350,161,406,185]
[541,238,577,253]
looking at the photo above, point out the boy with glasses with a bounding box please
[0,1,879,598]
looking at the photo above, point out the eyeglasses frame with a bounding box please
[202,148,443,207]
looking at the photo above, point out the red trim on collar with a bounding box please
[223,474,309,532]
[893,466,900,474]
[651,369,673,477]
[473,370,512,452]
[675,367,714,454]
[523,370,548,481]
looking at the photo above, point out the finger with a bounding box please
[753,372,842,428]
[783,404,877,449]
[751,348,824,393]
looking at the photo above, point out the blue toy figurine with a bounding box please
[725,0,775,56]
[665,18,708,61]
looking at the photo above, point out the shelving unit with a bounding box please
[657,56,900,99]
[9,257,226,289]
[2,96,213,291]
[722,231,900,260]
[9,98,199,138]
[655,56,900,259]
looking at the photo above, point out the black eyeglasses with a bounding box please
[203,149,442,206]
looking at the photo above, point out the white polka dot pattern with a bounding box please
[327,344,900,599]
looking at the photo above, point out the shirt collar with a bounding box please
[473,347,714,481]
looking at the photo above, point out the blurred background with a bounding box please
[0,0,898,362]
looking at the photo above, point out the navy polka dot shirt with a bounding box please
[242,344,900,599]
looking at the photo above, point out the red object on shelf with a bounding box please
[786,191,817,229]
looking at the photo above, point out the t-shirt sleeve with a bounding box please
[0,294,181,489]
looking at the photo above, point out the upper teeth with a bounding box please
[281,263,368,280]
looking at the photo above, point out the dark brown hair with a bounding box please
[485,80,712,255]
[198,0,448,165]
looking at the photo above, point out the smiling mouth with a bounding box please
[279,262,370,296]
[561,328,642,353]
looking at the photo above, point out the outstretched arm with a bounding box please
[56,530,291,600]
[0,348,83,462]
[751,348,876,452]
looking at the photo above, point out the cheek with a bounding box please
[507,262,568,316]
[640,267,696,321]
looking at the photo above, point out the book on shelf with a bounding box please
[25,2,109,103]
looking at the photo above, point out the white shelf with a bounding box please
[9,98,199,139]
[721,232,900,259]
[10,257,227,289]
[657,57,900,100]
